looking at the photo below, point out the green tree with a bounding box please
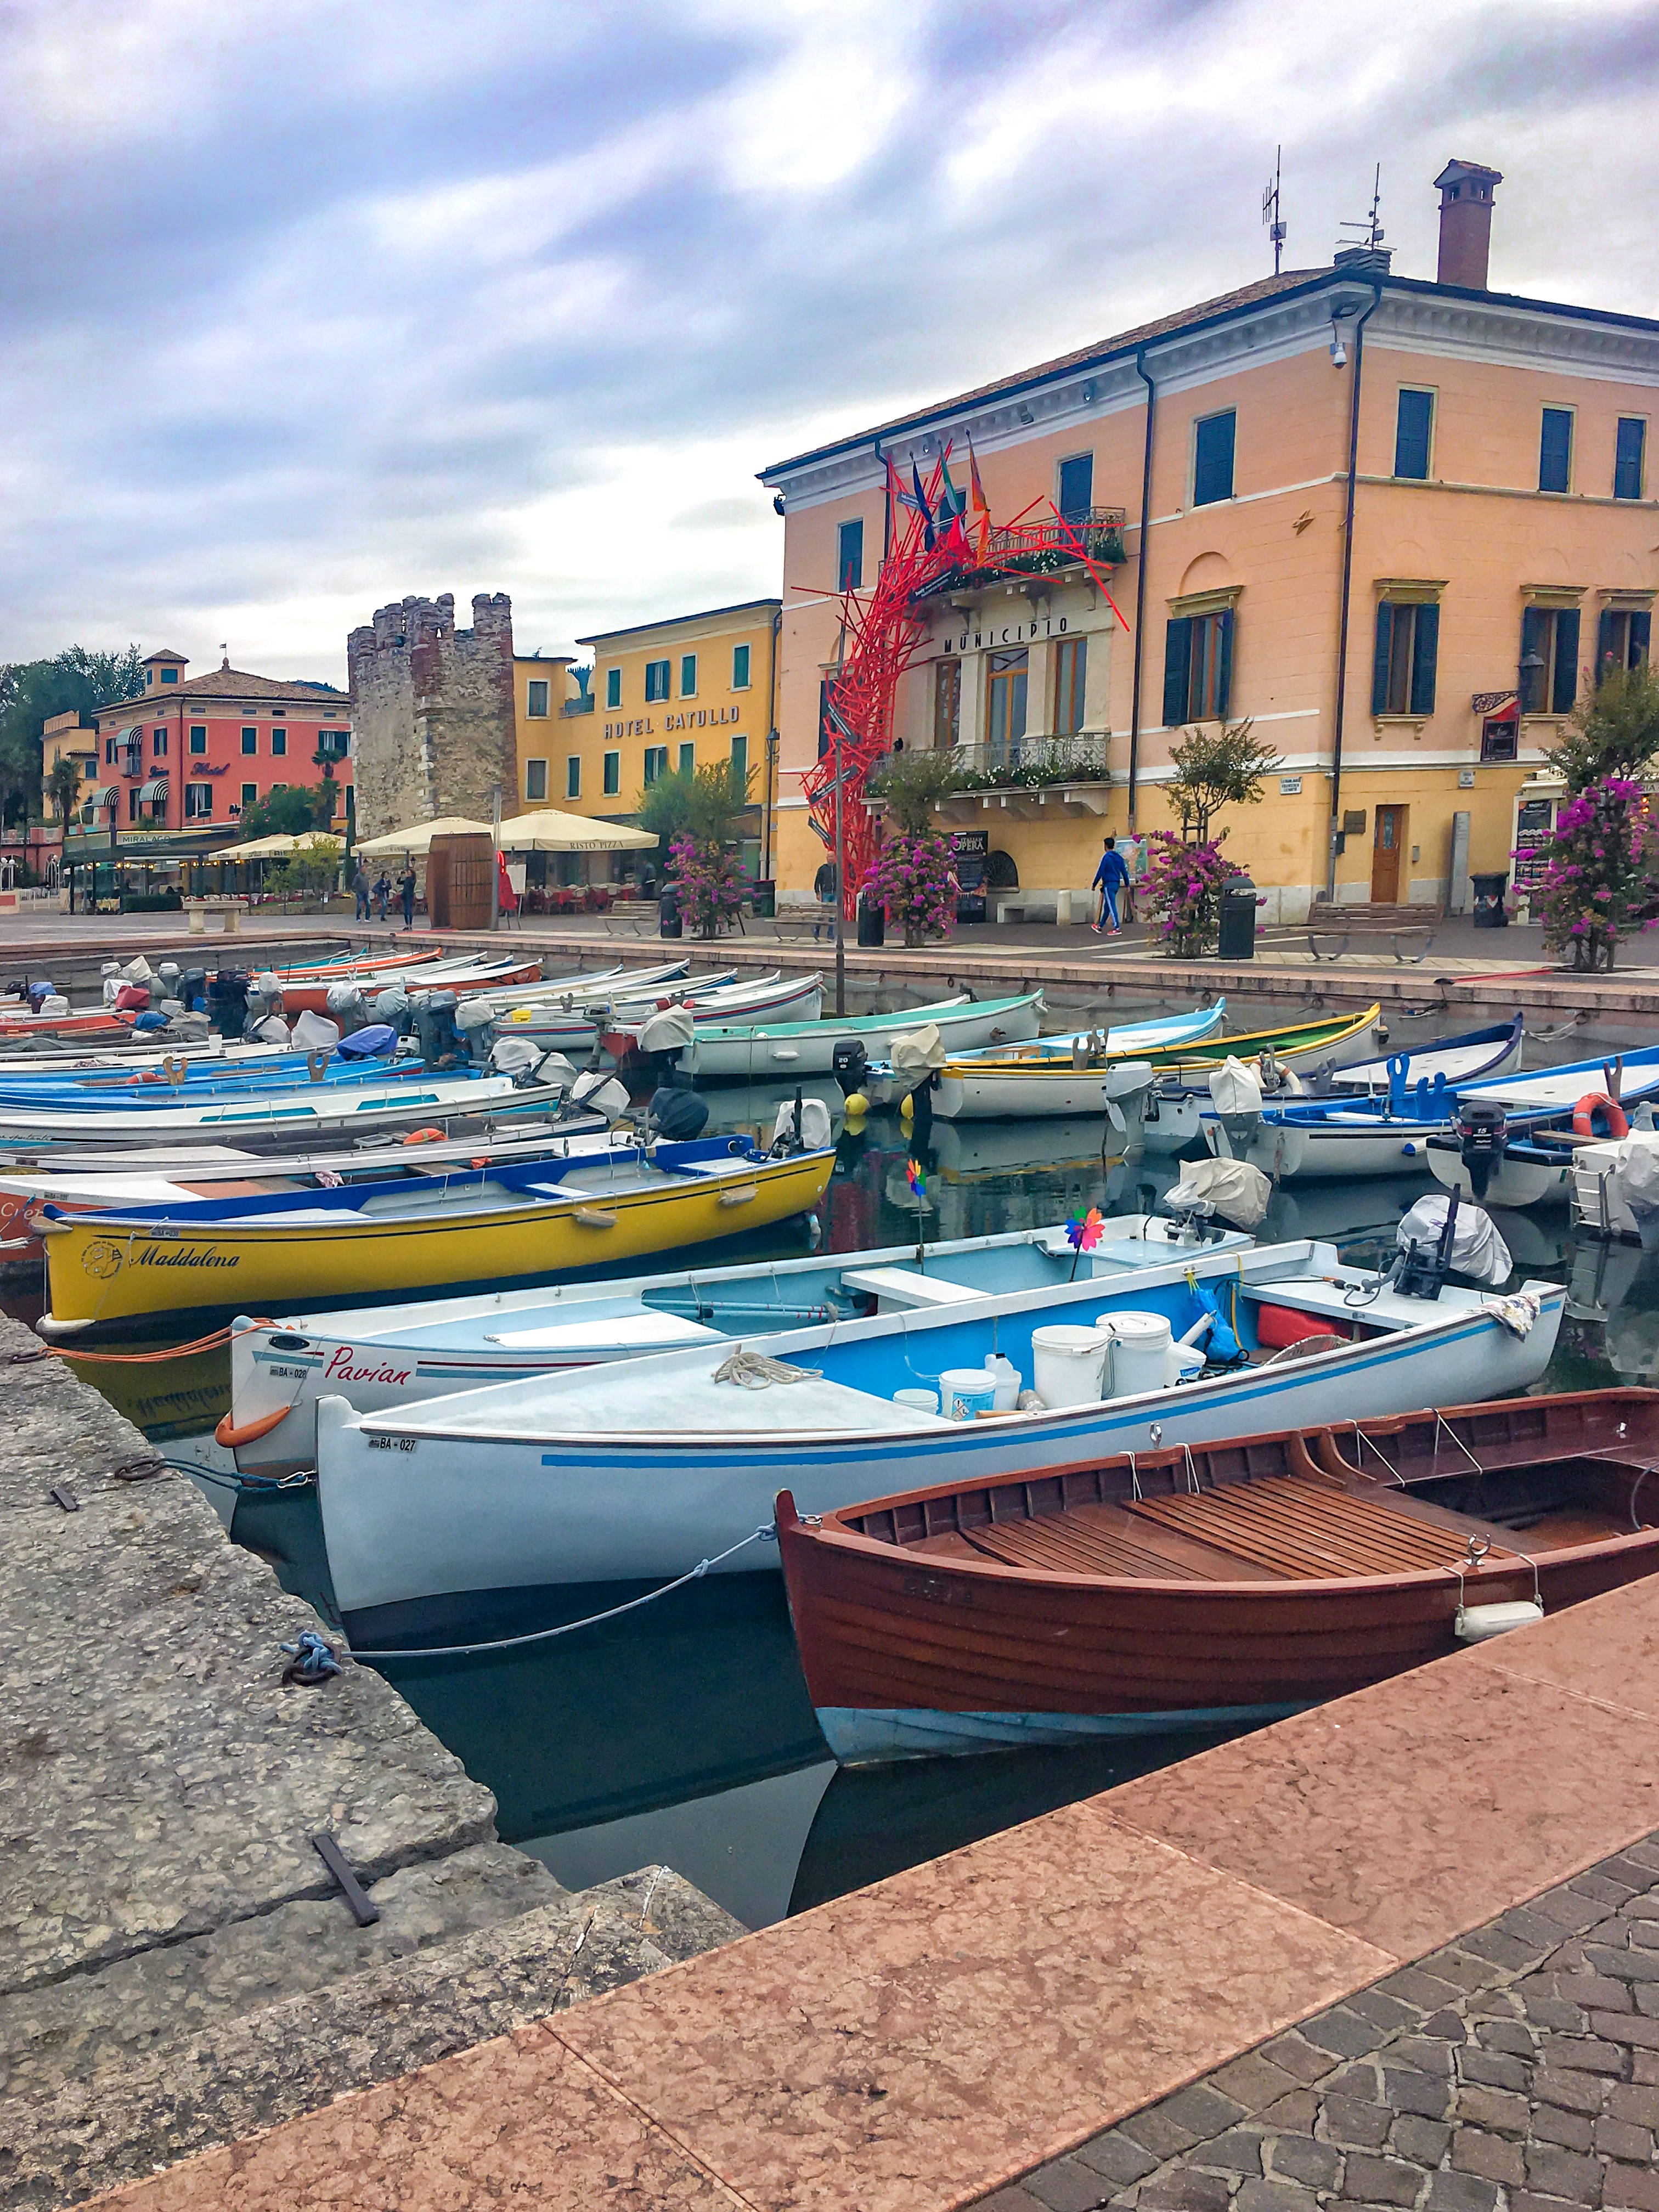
[45,753,84,826]
[311,739,340,822]
[237,782,337,838]
[1547,663,1659,792]
[0,645,145,825]
[636,758,752,861]
[1165,717,1279,843]
[867,749,961,832]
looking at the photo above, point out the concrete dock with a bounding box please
[0,1319,742,2208]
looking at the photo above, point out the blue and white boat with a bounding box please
[315,1239,1563,1622]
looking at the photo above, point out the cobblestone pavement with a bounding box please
[980,1833,1659,2212]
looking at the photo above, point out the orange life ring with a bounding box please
[403,1127,445,1145]
[1572,1091,1628,1139]
[215,1405,295,1448]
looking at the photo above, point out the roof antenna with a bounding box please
[1262,146,1286,275]
[1339,164,1385,253]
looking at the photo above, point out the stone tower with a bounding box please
[346,591,516,839]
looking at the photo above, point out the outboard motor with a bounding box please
[1207,1054,1265,1158]
[180,967,208,1014]
[771,1088,834,1155]
[1452,1099,1509,1200]
[335,1022,397,1061]
[569,1066,633,1118]
[209,968,249,1040]
[412,990,461,1068]
[647,1081,710,1141]
[831,1039,869,1098]
[324,982,371,1039]
[1390,1189,1513,1299]
[25,979,55,1013]
[372,984,411,1038]
[635,1002,697,1086]
[155,961,182,1003]
[452,996,497,1066]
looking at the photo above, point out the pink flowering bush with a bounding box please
[668,832,746,938]
[1141,832,1239,957]
[864,830,957,947]
[1527,776,1659,972]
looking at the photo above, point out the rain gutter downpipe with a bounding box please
[1127,347,1156,829]
[1327,282,1382,898]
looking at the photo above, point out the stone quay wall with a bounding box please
[346,591,517,841]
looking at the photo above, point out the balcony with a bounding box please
[561,693,595,717]
[911,507,1128,605]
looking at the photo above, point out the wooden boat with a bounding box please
[1324,1013,1524,1093]
[277,955,543,1017]
[0,1006,137,1041]
[271,947,445,981]
[36,1135,834,1333]
[774,1388,1659,1762]
[934,1005,1379,1120]
[312,1237,1563,1620]
[694,992,1045,1083]
[600,972,826,1055]
[492,968,741,1055]
[222,1214,1257,1479]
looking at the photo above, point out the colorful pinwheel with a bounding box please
[905,1158,928,1198]
[1064,1206,1106,1277]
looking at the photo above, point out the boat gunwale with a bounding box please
[946,1003,1381,1078]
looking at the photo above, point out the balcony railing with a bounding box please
[912,507,1128,602]
[561,693,595,717]
[950,735,1110,789]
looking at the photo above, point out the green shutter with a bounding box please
[1552,608,1580,714]
[1371,604,1394,715]
[1162,618,1192,726]
[1215,610,1234,719]
[1409,602,1439,716]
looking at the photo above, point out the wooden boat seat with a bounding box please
[951,1500,1286,1583]
[1128,1473,1520,1581]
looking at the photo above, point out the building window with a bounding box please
[184,783,212,820]
[1163,610,1234,724]
[1192,410,1235,506]
[1539,407,1573,494]
[104,738,115,765]
[241,727,257,754]
[603,751,620,796]
[153,731,167,757]
[731,732,747,785]
[1054,637,1088,736]
[933,659,961,751]
[1598,607,1651,681]
[241,782,258,810]
[525,759,548,803]
[837,518,864,592]
[1520,605,1581,715]
[566,756,580,800]
[732,642,751,690]
[986,649,1028,763]
[317,730,349,759]
[605,667,622,709]
[1370,601,1440,716]
[643,746,668,785]
[268,727,285,757]
[1057,453,1093,521]
[189,726,206,755]
[1394,390,1435,480]
[644,659,670,703]
[1615,418,1646,501]
[527,679,550,718]
[128,788,142,822]
[160,667,178,684]
[678,741,696,776]
[679,654,697,697]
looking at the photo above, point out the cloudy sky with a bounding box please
[3,0,1657,683]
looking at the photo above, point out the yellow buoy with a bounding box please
[844,1091,868,1121]
[898,1091,913,1124]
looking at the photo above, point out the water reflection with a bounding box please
[5,1048,1651,1929]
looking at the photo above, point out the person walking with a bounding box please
[352,862,370,921]
[398,864,417,932]
[373,872,391,922]
[1092,836,1130,935]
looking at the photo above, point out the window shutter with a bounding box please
[1215,610,1235,719]
[1633,613,1651,666]
[1552,608,1580,714]
[1408,601,1438,716]
[1371,604,1394,715]
[1598,610,1617,683]
[1162,619,1192,726]
[1520,605,1547,713]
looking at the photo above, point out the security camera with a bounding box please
[772,492,786,516]
[1330,333,1348,367]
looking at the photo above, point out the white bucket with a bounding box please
[1170,1344,1206,1385]
[939,1368,997,1421]
[1031,1325,1110,1411]
[893,1386,939,1415]
[1095,1311,1174,1400]
[984,1355,1021,1411]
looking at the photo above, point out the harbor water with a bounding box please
[4,998,1653,1931]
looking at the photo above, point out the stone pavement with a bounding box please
[983,1832,1659,2212]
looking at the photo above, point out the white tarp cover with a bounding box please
[890,1023,948,1076]
[1396,1193,1512,1285]
[636,1004,696,1054]
[1209,1055,1265,1119]
[774,1096,834,1150]
[1165,1155,1273,1229]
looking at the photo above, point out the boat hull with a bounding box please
[694,995,1040,1081]
[40,1148,833,1328]
[316,1288,1563,1616]
[1426,1140,1573,1210]
[1236,1119,1440,1181]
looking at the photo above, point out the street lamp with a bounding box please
[1519,648,1546,719]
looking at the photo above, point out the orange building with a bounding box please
[759,161,1658,922]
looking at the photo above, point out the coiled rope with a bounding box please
[709,1347,817,1389]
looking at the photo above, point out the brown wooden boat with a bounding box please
[776,1389,1659,1763]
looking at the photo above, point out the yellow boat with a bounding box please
[36,1138,834,1332]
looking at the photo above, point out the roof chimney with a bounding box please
[1434,159,1502,290]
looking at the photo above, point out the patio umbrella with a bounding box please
[500,809,656,851]
[353,816,494,856]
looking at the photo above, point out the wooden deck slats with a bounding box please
[1127,1475,1515,1582]
[958,1513,1210,1581]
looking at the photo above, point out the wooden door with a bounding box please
[1371,806,1405,903]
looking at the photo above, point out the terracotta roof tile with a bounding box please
[103,668,348,714]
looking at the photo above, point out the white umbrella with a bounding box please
[501,808,656,853]
[208,832,344,860]
[353,816,494,856]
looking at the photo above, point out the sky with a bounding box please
[3,0,1658,684]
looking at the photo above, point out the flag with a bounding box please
[937,448,970,557]
[910,462,936,551]
[966,435,992,561]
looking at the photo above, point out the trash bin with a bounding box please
[1217,873,1260,961]
[658,888,682,939]
[1471,871,1509,928]
[751,878,776,919]
[856,895,884,948]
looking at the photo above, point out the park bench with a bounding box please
[1304,900,1441,963]
[183,897,250,936]
[996,888,1088,926]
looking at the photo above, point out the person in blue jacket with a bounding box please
[1092,836,1130,934]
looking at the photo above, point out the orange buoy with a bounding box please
[1572,1091,1628,1139]
[403,1127,445,1145]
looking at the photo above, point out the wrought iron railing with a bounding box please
[950,735,1110,789]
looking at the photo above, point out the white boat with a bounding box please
[602,972,826,1047]
[1324,1014,1525,1093]
[935,1057,1157,1125]
[1425,1133,1576,1210]
[224,1214,1254,1479]
[315,1241,1564,1620]
[488,968,743,1054]
[719,993,1045,1086]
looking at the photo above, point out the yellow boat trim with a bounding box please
[943,1005,1381,1081]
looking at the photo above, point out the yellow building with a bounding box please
[41,712,100,823]
[511,653,584,816]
